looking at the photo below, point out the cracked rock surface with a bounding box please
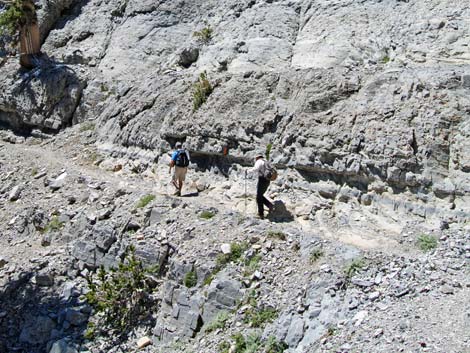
[0,124,469,353]
[0,0,470,352]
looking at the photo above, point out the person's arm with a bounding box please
[185,150,190,162]
[169,152,177,174]
[247,159,262,174]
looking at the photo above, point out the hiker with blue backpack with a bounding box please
[169,142,190,196]
[246,152,277,219]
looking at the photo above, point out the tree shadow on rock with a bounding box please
[0,268,88,353]
[267,200,294,223]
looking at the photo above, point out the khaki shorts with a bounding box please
[173,166,188,182]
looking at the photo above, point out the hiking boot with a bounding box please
[257,214,264,220]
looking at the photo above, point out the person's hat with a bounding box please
[255,152,264,159]
[175,142,182,148]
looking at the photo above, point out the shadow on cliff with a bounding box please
[189,152,239,177]
[0,268,86,353]
[4,54,83,135]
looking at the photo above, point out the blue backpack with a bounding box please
[175,150,189,167]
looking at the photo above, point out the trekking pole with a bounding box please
[244,170,247,216]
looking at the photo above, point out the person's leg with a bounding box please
[257,178,270,218]
[256,178,265,218]
[259,178,273,212]
[173,168,182,195]
[179,167,187,195]
[262,194,273,211]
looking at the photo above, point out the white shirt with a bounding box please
[248,158,266,178]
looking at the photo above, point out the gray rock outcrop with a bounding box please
[3,0,467,213]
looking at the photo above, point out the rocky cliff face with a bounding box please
[0,1,469,353]
[1,0,469,216]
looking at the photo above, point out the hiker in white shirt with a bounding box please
[247,153,273,219]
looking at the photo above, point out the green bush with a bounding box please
[326,326,336,337]
[216,241,249,269]
[200,210,215,219]
[205,311,230,332]
[193,25,213,44]
[231,333,261,353]
[85,246,159,336]
[203,273,215,286]
[309,248,324,264]
[265,143,273,160]
[204,242,250,286]
[417,234,437,251]
[0,0,26,36]
[244,307,278,328]
[42,215,64,233]
[344,258,365,279]
[80,121,95,132]
[192,71,213,111]
[135,194,155,209]
[218,341,231,353]
[244,254,261,276]
[266,336,288,353]
[83,322,95,340]
[381,55,390,64]
[219,333,282,353]
[266,230,286,241]
[184,268,198,288]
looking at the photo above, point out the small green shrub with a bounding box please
[193,24,213,44]
[135,194,155,209]
[309,248,324,264]
[206,242,250,284]
[205,311,230,332]
[244,254,262,276]
[265,143,273,160]
[31,167,38,176]
[326,326,336,337]
[85,246,159,336]
[232,333,246,352]
[0,0,27,36]
[219,332,285,353]
[192,71,213,111]
[417,234,437,251]
[244,307,278,328]
[244,289,258,308]
[233,333,261,353]
[218,341,230,353]
[344,258,365,279]
[80,121,95,132]
[381,55,390,64]
[203,273,215,286]
[43,215,64,233]
[184,268,198,288]
[83,322,95,340]
[216,241,249,269]
[245,334,262,353]
[266,230,286,241]
[199,210,215,219]
[265,336,288,353]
